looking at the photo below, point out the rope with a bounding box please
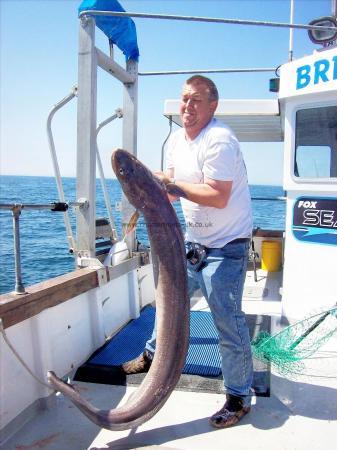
[0,318,53,390]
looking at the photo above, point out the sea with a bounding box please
[0,176,285,295]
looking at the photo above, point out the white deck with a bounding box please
[242,267,282,316]
[4,337,337,450]
[3,267,337,450]
[190,266,283,316]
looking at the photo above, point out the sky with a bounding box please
[0,0,334,185]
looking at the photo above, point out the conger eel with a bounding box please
[47,148,190,430]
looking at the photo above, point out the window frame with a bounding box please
[291,102,337,185]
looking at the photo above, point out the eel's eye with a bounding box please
[119,167,124,175]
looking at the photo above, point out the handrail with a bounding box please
[139,68,277,76]
[0,201,87,294]
[160,116,173,171]
[79,10,337,32]
[47,87,123,250]
[0,201,85,211]
[96,108,123,241]
[251,196,286,201]
[46,87,78,253]
[0,197,286,210]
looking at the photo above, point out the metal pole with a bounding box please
[139,68,276,76]
[96,109,123,241]
[12,206,25,294]
[161,116,173,171]
[288,0,295,61]
[0,202,85,211]
[96,48,136,83]
[333,0,337,16]
[79,10,337,32]
[76,16,97,261]
[122,59,138,252]
[109,39,114,58]
[46,87,77,252]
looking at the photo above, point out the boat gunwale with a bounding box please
[0,256,144,329]
[0,268,98,329]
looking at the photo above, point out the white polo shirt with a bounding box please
[166,118,253,248]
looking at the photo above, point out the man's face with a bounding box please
[180,82,218,136]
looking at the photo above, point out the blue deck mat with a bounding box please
[89,306,222,377]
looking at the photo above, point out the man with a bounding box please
[123,75,253,428]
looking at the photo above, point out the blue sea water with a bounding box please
[0,176,285,295]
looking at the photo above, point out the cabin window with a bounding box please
[294,105,337,179]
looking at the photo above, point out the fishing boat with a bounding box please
[1,0,337,448]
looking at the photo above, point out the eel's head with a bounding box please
[111,149,164,211]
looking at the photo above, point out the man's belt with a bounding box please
[226,237,250,245]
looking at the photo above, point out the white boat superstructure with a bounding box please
[1,1,337,448]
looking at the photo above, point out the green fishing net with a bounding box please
[251,306,337,376]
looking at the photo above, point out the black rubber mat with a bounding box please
[75,306,270,396]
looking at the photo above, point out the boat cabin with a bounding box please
[165,45,337,320]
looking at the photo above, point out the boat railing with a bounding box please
[0,194,286,295]
[46,87,122,253]
[46,87,78,253]
[78,9,337,32]
[251,196,286,201]
[0,201,85,294]
[95,108,123,243]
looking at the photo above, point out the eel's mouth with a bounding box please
[111,149,138,180]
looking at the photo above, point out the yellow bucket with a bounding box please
[261,240,282,272]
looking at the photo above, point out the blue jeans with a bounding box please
[145,240,253,404]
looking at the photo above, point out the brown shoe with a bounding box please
[209,395,251,428]
[121,350,153,374]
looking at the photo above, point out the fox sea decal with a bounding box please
[292,197,337,246]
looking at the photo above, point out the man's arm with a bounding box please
[156,170,232,209]
[174,177,232,208]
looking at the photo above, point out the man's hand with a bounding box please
[154,171,171,186]
[154,171,179,202]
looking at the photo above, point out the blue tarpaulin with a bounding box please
[78,0,139,61]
